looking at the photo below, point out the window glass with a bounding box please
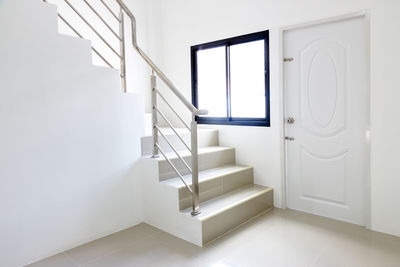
[230,40,266,118]
[191,30,270,126]
[197,46,227,117]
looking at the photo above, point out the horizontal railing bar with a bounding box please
[156,125,192,174]
[57,11,84,38]
[155,89,191,131]
[52,8,114,68]
[92,46,114,68]
[155,107,192,153]
[156,144,193,193]
[100,0,121,22]
[136,46,208,116]
[82,0,121,40]
[64,0,122,59]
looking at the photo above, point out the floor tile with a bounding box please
[65,223,162,265]
[26,253,77,267]
[28,209,400,267]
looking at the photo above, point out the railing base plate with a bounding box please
[191,210,201,216]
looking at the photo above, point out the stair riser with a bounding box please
[50,35,93,71]
[201,189,273,246]
[159,148,235,181]
[179,168,254,210]
[141,130,219,156]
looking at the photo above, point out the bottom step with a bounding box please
[183,184,273,246]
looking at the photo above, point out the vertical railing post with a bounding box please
[119,7,127,92]
[191,114,200,215]
[151,72,159,158]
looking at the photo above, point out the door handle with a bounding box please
[285,136,295,141]
[286,117,295,124]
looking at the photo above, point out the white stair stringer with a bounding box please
[141,157,203,245]
[141,129,274,246]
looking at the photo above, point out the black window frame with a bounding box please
[191,30,270,127]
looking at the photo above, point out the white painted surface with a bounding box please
[284,16,369,225]
[0,0,399,264]
[141,157,203,246]
[0,1,144,266]
[46,0,153,111]
[148,0,400,237]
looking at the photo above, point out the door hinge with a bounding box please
[285,136,295,141]
[284,58,294,62]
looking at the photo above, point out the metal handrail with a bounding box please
[155,89,191,131]
[155,107,191,152]
[42,0,114,68]
[151,74,200,215]
[156,126,193,174]
[64,0,122,58]
[82,0,121,40]
[115,0,203,215]
[42,0,204,215]
[114,0,207,116]
[156,144,193,193]
[99,0,121,22]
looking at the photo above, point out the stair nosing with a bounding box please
[200,187,272,221]
[184,185,273,221]
[142,128,218,138]
[150,146,235,162]
[162,165,253,189]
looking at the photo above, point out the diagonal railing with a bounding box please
[42,0,207,215]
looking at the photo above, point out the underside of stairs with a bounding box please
[141,128,274,246]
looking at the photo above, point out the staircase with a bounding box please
[37,0,274,247]
[141,127,273,246]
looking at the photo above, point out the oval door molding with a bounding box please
[308,50,338,128]
[300,38,347,137]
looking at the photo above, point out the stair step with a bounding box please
[153,146,235,181]
[141,128,219,156]
[162,165,254,210]
[183,184,273,245]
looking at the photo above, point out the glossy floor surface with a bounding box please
[28,209,400,267]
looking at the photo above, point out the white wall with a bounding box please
[147,0,400,237]
[47,0,153,110]
[0,0,146,266]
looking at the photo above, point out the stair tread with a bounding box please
[143,127,217,137]
[161,164,252,188]
[183,184,272,221]
[147,146,234,161]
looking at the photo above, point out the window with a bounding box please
[191,30,270,127]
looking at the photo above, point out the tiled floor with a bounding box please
[28,209,400,267]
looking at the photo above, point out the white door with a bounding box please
[284,16,369,225]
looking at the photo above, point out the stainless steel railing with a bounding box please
[43,0,207,215]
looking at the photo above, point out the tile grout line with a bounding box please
[67,225,163,267]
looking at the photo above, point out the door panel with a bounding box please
[300,39,347,137]
[284,16,369,225]
[300,147,347,204]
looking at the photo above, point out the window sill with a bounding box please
[196,117,270,127]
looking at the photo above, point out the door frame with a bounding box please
[279,11,371,228]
